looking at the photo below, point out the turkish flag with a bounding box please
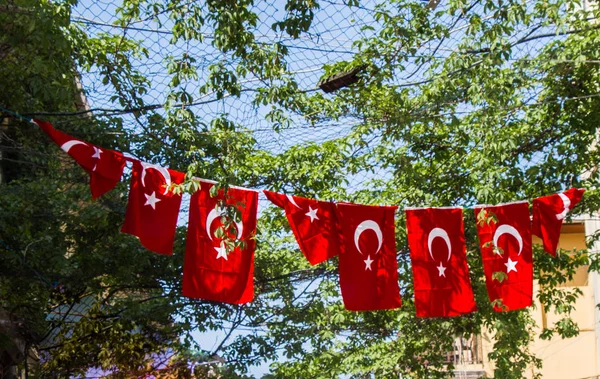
[474,202,532,312]
[183,183,258,304]
[405,207,476,318]
[121,161,185,256]
[264,190,340,265]
[336,203,401,311]
[34,119,126,199]
[533,188,585,256]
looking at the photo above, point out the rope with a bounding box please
[0,106,34,123]
[0,105,586,201]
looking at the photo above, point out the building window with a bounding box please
[445,334,483,365]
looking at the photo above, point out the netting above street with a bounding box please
[71,0,571,151]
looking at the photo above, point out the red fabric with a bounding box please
[35,119,126,199]
[121,161,185,255]
[263,190,339,265]
[474,202,532,312]
[336,203,401,311]
[405,207,476,318]
[533,188,585,256]
[183,183,257,304]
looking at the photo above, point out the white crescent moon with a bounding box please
[493,224,523,255]
[286,194,301,209]
[206,207,244,241]
[427,227,452,262]
[354,220,383,255]
[140,162,171,195]
[556,193,571,221]
[60,140,88,153]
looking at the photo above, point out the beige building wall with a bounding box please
[526,221,598,379]
[454,219,600,379]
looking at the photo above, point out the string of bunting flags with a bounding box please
[32,119,586,317]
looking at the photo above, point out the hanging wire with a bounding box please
[0,239,55,288]
[0,106,34,123]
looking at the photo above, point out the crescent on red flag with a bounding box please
[406,206,477,317]
[205,207,244,241]
[474,201,533,312]
[427,227,452,278]
[140,162,172,195]
[533,188,585,256]
[556,193,571,220]
[337,203,401,311]
[121,161,185,256]
[60,140,89,153]
[35,119,126,199]
[263,190,340,266]
[427,227,452,261]
[286,194,301,208]
[493,224,523,255]
[183,183,257,304]
[353,220,383,255]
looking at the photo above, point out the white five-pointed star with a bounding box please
[305,206,319,223]
[364,255,374,271]
[92,146,103,159]
[505,257,518,273]
[437,262,447,277]
[215,242,228,260]
[144,191,161,209]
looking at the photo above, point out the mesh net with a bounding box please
[67,0,579,181]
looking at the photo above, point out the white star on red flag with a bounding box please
[144,191,161,209]
[214,242,228,260]
[364,255,374,271]
[305,206,319,223]
[437,262,447,277]
[505,257,518,273]
[92,146,103,159]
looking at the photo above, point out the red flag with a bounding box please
[405,207,476,318]
[34,119,126,199]
[336,203,401,311]
[183,183,258,304]
[121,161,185,255]
[474,202,532,312]
[533,188,585,256]
[263,190,339,265]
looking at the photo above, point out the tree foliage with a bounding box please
[1,0,600,377]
